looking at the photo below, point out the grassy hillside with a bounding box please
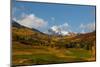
[12,21,96,66]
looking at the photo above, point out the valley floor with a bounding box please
[12,42,95,66]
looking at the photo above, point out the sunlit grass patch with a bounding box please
[66,48,92,59]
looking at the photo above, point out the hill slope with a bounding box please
[12,21,96,66]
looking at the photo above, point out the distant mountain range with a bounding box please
[12,20,96,49]
[12,20,96,37]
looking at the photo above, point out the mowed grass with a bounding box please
[12,42,93,66]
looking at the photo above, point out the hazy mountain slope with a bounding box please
[12,21,50,46]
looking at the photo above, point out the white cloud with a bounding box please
[61,31,69,36]
[14,13,48,29]
[50,26,62,34]
[49,22,71,35]
[12,17,17,22]
[59,23,70,30]
[87,23,95,31]
[80,22,95,33]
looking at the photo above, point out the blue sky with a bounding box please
[12,0,96,34]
